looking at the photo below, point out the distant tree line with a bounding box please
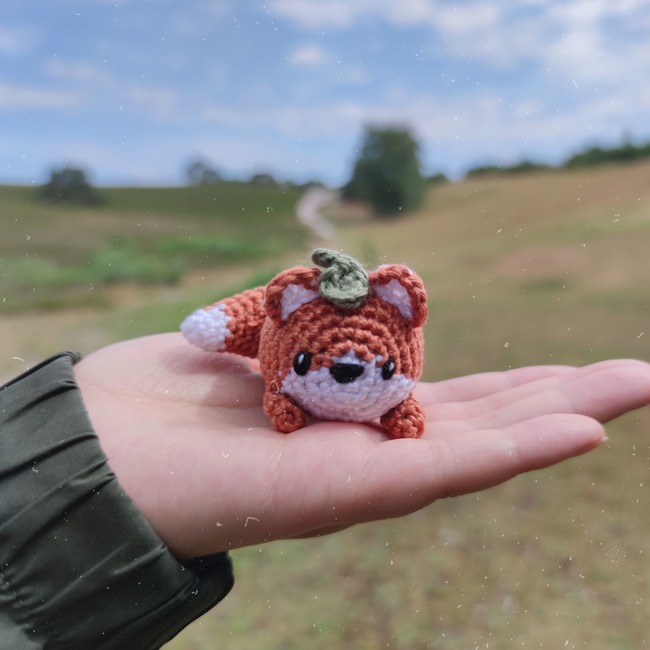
[185,158,222,185]
[563,141,650,169]
[37,134,650,214]
[36,160,317,207]
[183,157,321,189]
[464,161,553,178]
[465,138,650,179]
[185,158,276,186]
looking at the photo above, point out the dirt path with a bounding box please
[295,186,337,239]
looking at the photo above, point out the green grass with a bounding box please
[3,162,650,649]
[102,182,301,218]
[0,182,308,312]
[107,266,282,341]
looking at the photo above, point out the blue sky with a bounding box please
[2,0,650,186]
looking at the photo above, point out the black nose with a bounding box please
[330,363,364,384]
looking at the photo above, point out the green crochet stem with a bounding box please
[311,248,369,310]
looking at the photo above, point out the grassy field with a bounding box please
[2,164,650,648]
[0,182,307,312]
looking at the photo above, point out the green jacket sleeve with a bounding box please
[0,353,234,649]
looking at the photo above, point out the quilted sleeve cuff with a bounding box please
[0,353,234,649]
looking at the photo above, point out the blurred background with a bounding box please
[2,1,650,648]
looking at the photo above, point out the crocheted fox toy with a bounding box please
[181,249,428,438]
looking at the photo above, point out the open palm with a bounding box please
[74,333,650,558]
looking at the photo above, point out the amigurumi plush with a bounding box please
[181,249,428,438]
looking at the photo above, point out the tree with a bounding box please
[563,141,650,169]
[249,172,278,186]
[40,166,102,205]
[342,125,426,217]
[185,158,221,185]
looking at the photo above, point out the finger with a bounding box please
[291,524,352,539]
[427,414,605,498]
[461,359,650,430]
[561,359,650,422]
[347,413,606,524]
[415,364,574,406]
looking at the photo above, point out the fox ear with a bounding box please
[370,265,428,328]
[264,267,321,325]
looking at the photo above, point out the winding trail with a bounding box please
[295,186,337,240]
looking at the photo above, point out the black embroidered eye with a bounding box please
[381,357,396,380]
[293,352,312,376]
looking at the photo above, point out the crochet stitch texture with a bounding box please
[181,249,428,438]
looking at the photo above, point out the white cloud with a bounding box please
[539,2,650,86]
[195,70,650,179]
[425,2,500,35]
[548,0,648,29]
[125,84,180,119]
[546,30,608,83]
[266,0,364,28]
[45,60,113,85]
[199,99,371,138]
[0,25,38,57]
[4,0,650,186]
[0,82,83,110]
[268,0,501,34]
[268,0,650,79]
[288,44,327,66]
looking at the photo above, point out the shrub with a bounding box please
[40,166,103,205]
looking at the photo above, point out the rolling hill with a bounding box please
[2,162,650,648]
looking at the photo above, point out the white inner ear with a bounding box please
[373,279,413,321]
[280,283,320,321]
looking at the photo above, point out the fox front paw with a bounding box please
[380,395,425,439]
[264,391,307,433]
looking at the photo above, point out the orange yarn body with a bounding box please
[182,261,427,438]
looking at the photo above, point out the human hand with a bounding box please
[74,333,650,558]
